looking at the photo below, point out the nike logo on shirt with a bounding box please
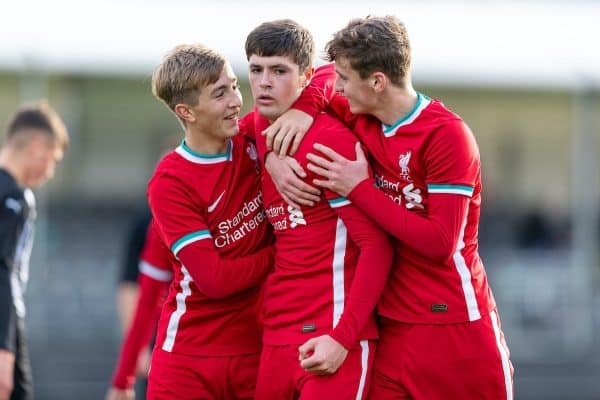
[207,191,226,213]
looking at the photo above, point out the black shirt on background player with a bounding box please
[0,167,35,399]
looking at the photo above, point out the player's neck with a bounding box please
[373,85,418,127]
[184,130,229,155]
[0,149,27,187]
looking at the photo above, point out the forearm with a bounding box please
[291,63,337,117]
[348,180,467,261]
[112,275,167,389]
[329,206,393,348]
[177,245,274,298]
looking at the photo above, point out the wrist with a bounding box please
[112,373,135,390]
[328,330,351,351]
[347,178,375,202]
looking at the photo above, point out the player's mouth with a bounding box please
[224,112,238,121]
[256,94,275,106]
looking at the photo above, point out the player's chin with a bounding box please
[255,105,280,121]
[223,122,240,137]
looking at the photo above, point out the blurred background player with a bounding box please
[0,102,68,400]
[305,15,514,400]
[244,19,393,400]
[107,223,172,400]
[116,205,151,335]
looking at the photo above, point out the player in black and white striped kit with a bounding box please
[0,103,68,400]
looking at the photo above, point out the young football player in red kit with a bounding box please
[143,43,332,400]
[244,19,394,400]
[303,15,514,400]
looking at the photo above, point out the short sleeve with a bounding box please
[148,173,212,258]
[424,119,480,197]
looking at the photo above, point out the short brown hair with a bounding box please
[5,101,69,150]
[152,44,226,112]
[245,19,315,71]
[325,15,411,85]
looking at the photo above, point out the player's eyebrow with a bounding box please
[267,63,290,70]
[210,78,236,95]
[210,85,227,95]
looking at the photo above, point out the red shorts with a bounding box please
[369,310,514,400]
[147,347,260,399]
[255,340,376,400]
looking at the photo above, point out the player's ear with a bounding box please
[301,66,315,88]
[370,71,387,93]
[174,103,195,124]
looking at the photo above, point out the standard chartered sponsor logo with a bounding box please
[375,174,423,209]
[288,206,306,228]
[266,205,287,231]
[375,174,400,192]
[214,192,266,248]
[402,183,424,209]
[264,204,306,231]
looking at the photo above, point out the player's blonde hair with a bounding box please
[152,44,226,114]
[325,15,411,86]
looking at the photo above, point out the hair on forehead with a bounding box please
[325,15,411,86]
[245,19,315,71]
[152,44,227,112]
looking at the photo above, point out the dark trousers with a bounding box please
[11,317,33,400]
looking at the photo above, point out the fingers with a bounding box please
[281,193,301,210]
[311,178,331,189]
[300,354,321,370]
[264,126,276,151]
[298,339,315,360]
[284,184,320,206]
[285,157,308,179]
[278,130,296,158]
[272,126,292,156]
[275,176,320,206]
[313,143,346,162]
[355,142,366,161]
[306,162,331,179]
[300,355,332,375]
[290,131,304,156]
[306,153,333,170]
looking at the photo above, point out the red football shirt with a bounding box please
[148,133,274,356]
[328,93,497,324]
[254,110,393,349]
